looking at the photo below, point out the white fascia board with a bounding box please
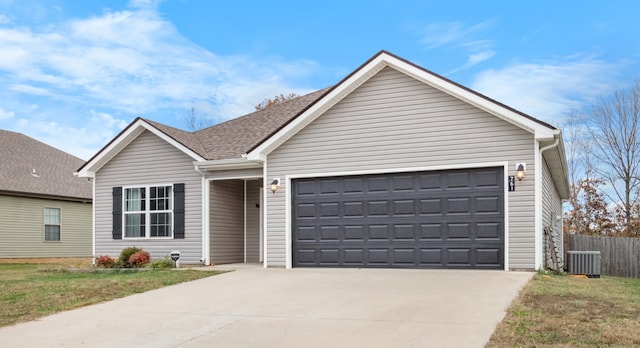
[76,119,205,177]
[194,158,263,171]
[245,56,389,160]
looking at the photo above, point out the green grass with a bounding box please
[487,273,640,347]
[0,263,222,327]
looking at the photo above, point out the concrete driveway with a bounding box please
[0,267,532,347]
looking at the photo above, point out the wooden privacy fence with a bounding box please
[565,234,640,279]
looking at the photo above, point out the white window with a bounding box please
[124,185,173,238]
[44,207,61,241]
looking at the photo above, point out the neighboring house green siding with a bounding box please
[0,195,92,258]
[266,66,537,269]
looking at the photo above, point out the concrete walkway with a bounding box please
[0,268,532,347]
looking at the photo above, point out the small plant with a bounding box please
[148,255,175,269]
[95,255,115,268]
[128,250,150,268]
[117,246,143,268]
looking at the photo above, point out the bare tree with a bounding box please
[185,107,214,131]
[563,109,616,234]
[563,109,585,233]
[589,80,640,232]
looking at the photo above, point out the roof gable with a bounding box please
[0,130,91,201]
[77,90,329,176]
[246,51,557,160]
[76,118,206,177]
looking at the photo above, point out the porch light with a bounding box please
[270,178,280,194]
[515,163,526,181]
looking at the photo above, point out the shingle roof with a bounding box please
[144,88,330,161]
[0,130,92,201]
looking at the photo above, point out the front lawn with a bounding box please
[487,273,640,347]
[0,263,221,327]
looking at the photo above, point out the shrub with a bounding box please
[148,255,175,269]
[117,246,143,268]
[95,255,115,268]
[128,250,151,268]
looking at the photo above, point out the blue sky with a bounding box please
[1,0,639,159]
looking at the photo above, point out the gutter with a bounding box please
[540,129,561,153]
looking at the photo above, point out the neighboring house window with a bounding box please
[44,207,61,241]
[124,185,173,238]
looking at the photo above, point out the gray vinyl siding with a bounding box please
[210,180,244,264]
[245,180,262,262]
[0,195,92,258]
[94,130,203,264]
[542,157,564,267]
[266,66,536,269]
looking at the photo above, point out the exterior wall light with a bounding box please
[270,178,281,194]
[515,163,526,181]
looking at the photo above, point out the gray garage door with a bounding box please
[292,167,504,269]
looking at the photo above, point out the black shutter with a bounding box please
[174,183,185,239]
[112,187,123,240]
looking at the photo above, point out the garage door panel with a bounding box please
[447,248,472,265]
[344,249,365,264]
[369,224,390,239]
[344,201,365,217]
[320,226,339,240]
[369,249,390,264]
[392,175,415,192]
[343,178,364,194]
[476,170,502,188]
[419,198,443,215]
[420,249,443,265]
[477,248,502,265]
[447,223,471,239]
[477,196,500,213]
[393,224,416,240]
[477,223,502,239]
[292,167,504,269]
[367,177,389,192]
[419,174,442,191]
[447,197,470,214]
[446,172,472,189]
[319,203,339,217]
[344,225,365,240]
[420,224,443,239]
[393,199,415,216]
[394,249,416,264]
[296,181,317,196]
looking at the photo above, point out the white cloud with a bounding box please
[0,108,14,119]
[421,20,495,48]
[0,2,317,119]
[15,111,130,160]
[421,20,497,73]
[0,14,11,24]
[471,56,619,122]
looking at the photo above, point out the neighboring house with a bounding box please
[77,51,569,270]
[0,130,92,259]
